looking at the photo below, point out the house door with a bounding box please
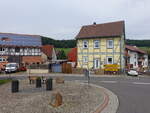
[94,59,100,69]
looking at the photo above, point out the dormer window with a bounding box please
[83,40,88,48]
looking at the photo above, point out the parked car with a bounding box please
[5,63,19,73]
[127,69,138,76]
[18,66,27,71]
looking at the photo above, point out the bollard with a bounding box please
[46,78,53,91]
[36,77,41,88]
[11,80,19,93]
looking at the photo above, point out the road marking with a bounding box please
[133,82,150,85]
[100,81,117,83]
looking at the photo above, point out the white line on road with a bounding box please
[133,82,150,85]
[100,81,117,83]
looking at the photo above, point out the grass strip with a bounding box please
[0,79,11,85]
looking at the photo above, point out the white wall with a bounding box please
[52,48,57,61]
[0,47,41,56]
[128,50,149,69]
[143,54,148,68]
[129,51,138,69]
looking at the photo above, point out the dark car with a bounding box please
[18,66,27,72]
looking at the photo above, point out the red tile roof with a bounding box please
[68,48,77,62]
[125,45,146,54]
[42,45,54,58]
[76,21,125,39]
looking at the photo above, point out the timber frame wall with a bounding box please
[77,36,125,71]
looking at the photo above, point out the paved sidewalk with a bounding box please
[0,79,116,113]
[0,73,146,81]
[0,74,119,113]
[0,72,126,78]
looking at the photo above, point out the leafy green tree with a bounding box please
[140,47,150,59]
[41,36,76,48]
[57,50,67,59]
[126,39,150,47]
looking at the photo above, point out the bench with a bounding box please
[28,76,48,84]
[28,76,38,84]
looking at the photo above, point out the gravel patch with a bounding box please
[0,79,104,113]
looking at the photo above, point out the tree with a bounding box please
[140,47,150,59]
[57,50,67,59]
[41,36,76,48]
[126,39,150,47]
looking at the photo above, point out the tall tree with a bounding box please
[57,50,67,59]
[41,36,76,48]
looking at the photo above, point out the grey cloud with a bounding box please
[0,0,150,39]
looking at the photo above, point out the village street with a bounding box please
[64,75,150,113]
[1,74,150,113]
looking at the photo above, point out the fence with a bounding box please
[27,64,49,74]
[62,63,72,74]
[27,63,73,74]
[28,64,48,69]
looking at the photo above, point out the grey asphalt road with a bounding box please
[63,76,150,113]
[1,75,150,113]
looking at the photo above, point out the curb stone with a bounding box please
[89,84,119,113]
[92,84,119,113]
[75,81,119,113]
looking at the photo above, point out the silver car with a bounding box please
[5,63,19,73]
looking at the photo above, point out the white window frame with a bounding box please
[15,47,20,52]
[94,40,100,48]
[94,59,100,69]
[107,57,113,64]
[83,40,88,49]
[0,48,5,52]
[0,58,2,62]
[134,54,136,59]
[107,40,114,49]
[83,56,88,63]
[0,57,6,62]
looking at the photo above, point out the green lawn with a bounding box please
[139,47,150,50]
[139,47,150,55]
[56,48,71,55]
[0,79,11,85]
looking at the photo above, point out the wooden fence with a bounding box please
[62,63,72,74]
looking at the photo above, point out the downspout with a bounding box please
[120,21,126,74]
[122,21,126,74]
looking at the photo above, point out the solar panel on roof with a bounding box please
[0,33,41,47]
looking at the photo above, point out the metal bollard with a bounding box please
[11,80,19,93]
[46,78,53,91]
[36,77,42,88]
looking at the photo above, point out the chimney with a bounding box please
[93,22,96,25]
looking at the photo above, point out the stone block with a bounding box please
[50,92,63,107]
[55,77,64,84]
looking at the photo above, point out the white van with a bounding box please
[5,63,19,73]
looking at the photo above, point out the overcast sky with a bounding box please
[0,0,150,40]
